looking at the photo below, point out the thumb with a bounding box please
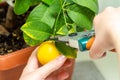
[34,55,67,79]
[89,38,106,59]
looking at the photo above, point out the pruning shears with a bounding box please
[58,30,115,52]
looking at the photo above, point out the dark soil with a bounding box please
[0,2,28,55]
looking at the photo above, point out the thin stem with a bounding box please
[52,0,63,37]
[63,3,74,7]
[62,0,68,27]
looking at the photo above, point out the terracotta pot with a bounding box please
[0,46,36,80]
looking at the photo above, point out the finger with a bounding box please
[22,47,40,74]
[28,47,39,62]
[89,38,106,59]
[61,59,73,68]
[45,59,74,80]
[34,55,67,79]
[45,71,69,80]
[57,71,69,80]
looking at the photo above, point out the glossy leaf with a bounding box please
[67,10,92,30]
[67,4,95,21]
[14,0,30,15]
[68,24,76,34]
[14,0,41,15]
[55,41,77,58]
[56,25,68,35]
[30,0,41,6]
[66,0,73,3]
[26,4,48,22]
[27,1,62,28]
[21,21,52,42]
[42,0,54,5]
[72,0,99,13]
[23,33,41,46]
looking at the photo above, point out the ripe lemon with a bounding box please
[37,40,60,65]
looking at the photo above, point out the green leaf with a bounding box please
[27,1,62,28]
[14,0,30,15]
[14,0,41,15]
[76,26,85,32]
[66,4,95,31]
[26,4,48,22]
[67,4,95,21]
[56,25,68,35]
[42,0,54,5]
[55,41,77,58]
[72,0,99,13]
[68,24,76,34]
[23,33,41,46]
[30,0,41,6]
[66,0,74,3]
[67,10,92,30]
[21,21,52,41]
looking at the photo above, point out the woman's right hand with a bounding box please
[90,7,120,59]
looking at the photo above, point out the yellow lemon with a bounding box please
[37,40,60,65]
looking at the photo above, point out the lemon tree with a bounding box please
[19,0,98,46]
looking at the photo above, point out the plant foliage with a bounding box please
[14,0,99,46]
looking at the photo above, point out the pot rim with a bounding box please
[0,46,36,71]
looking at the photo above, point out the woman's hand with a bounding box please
[19,47,74,80]
[90,7,120,59]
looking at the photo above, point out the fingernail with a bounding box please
[58,55,66,61]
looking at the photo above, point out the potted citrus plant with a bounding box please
[0,0,99,80]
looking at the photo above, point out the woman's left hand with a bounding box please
[19,47,74,80]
